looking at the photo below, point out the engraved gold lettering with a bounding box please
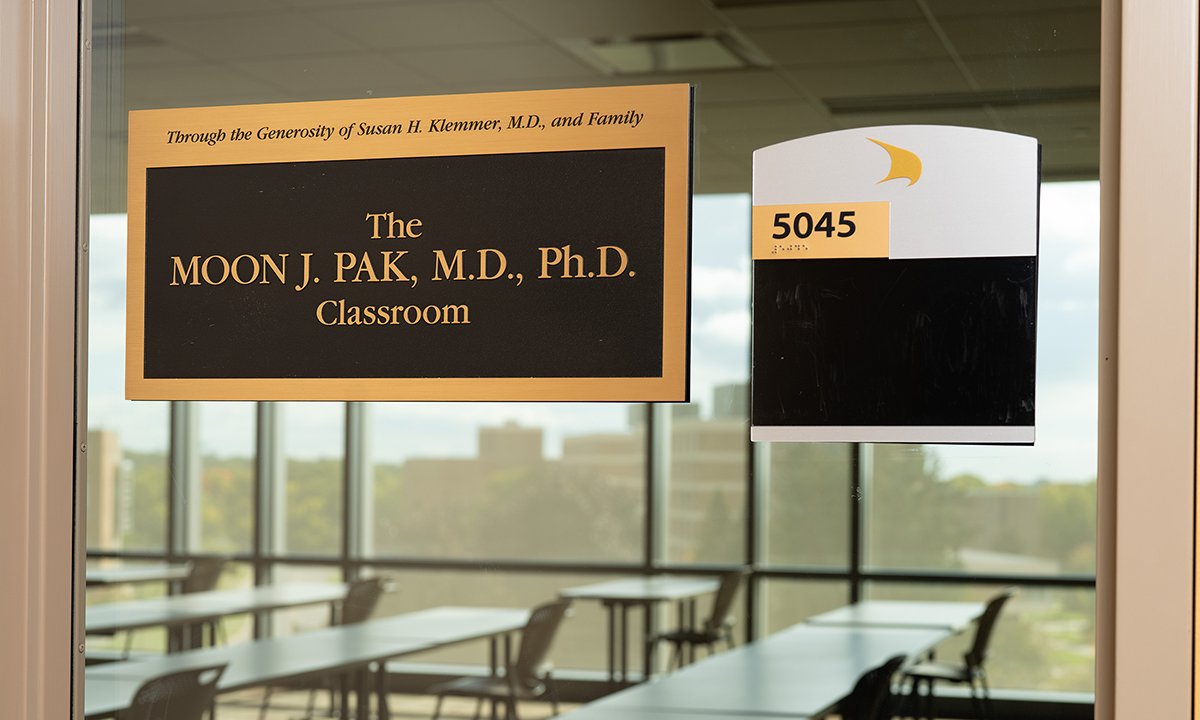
[433,249,466,281]
[171,256,200,286]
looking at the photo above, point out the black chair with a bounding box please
[181,557,227,594]
[116,664,226,720]
[839,654,907,720]
[901,589,1017,720]
[102,558,229,660]
[655,570,745,669]
[430,599,572,720]
[182,557,229,648]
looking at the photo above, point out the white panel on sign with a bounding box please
[753,125,1039,259]
[751,125,1039,446]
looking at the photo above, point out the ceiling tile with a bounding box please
[828,107,998,132]
[690,69,800,104]
[141,12,360,61]
[964,51,1099,91]
[121,41,209,67]
[234,54,440,99]
[699,99,828,134]
[937,9,1100,57]
[494,0,724,39]
[783,58,971,99]
[392,43,598,84]
[994,100,1099,140]
[126,63,286,107]
[717,0,921,28]
[745,21,949,67]
[924,0,1098,17]
[305,2,536,50]
[1037,139,1100,177]
[127,0,289,21]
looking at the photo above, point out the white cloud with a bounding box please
[697,309,751,346]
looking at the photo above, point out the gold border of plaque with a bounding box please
[126,84,691,401]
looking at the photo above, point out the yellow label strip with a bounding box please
[752,202,890,260]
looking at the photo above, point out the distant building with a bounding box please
[86,429,124,550]
[478,420,543,474]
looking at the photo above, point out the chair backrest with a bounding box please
[703,570,747,636]
[340,577,390,625]
[181,557,226,594]
[840,654,906,720]
[965,588,1017,669]
[512,599,572,687]
[116,663,226,720]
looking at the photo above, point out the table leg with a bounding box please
[339,673,350,719]
[376,662,390,720]
[355,667,369,720]
[605,602,616,683]
[489,637,499,720]
[693,600,698,664]
[643,602,657,680]
[619,604,628,682]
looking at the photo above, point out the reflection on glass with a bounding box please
[763,443,853,567]
[666,195,750,565]
[761,579,849,634]
[366,569,623,673]
[281,403,344,557]
[866,183,1099,576]
[196,402,255,553]
[368,403,644,562]
[269,564,343,638]
[867,583,1095,694]
[87,215,169,552]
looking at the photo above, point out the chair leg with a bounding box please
[922,678,935,720]
[980,671,995,720]
[967,677,984,720]
[506,694,519,720]
[431,694,444,720]
[670,642,682,670]
[259,685,274,720]
[547,671,560,716]
[303,685,317,718]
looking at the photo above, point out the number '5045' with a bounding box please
[770,210,856,239]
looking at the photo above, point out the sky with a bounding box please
[88,181,1099,484]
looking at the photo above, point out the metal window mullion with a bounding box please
[747,440,770,643]
[849,443,865,603]
[646,403,670,570]
[343,401,370,581]
[254,401,283,637]
[168,400,199,563]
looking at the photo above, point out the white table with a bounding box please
[807,600,987,632]
[564,623,951,719]
[87,582,349,651]
[86,582,348,635]
[560,576,720,683]
[85,563,191,588]
[84,606,529,719]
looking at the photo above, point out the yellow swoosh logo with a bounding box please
[869,138,922,187]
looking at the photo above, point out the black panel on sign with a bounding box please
[142,149,665,379]
[752,256,1037,428]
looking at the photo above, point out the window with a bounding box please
[368,403,645,562]
[83,0,1101,707]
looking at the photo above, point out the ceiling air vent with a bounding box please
[559,30,770,76]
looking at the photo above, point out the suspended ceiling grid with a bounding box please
[91,0,1100,211]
